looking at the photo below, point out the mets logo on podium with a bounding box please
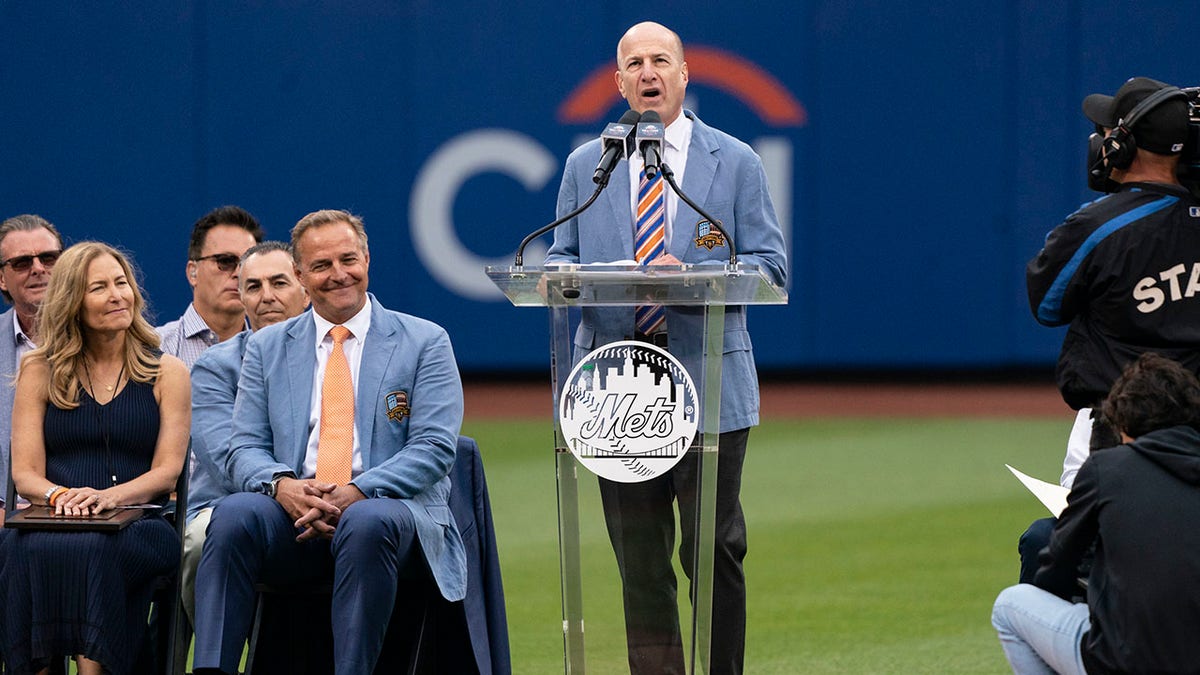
[559,341,699,483]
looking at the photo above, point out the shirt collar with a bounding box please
[312,297,372,349]
[663,111,693,152]
[11,310,31,348]
[181,303,218,340]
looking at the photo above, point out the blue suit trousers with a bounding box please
[193,492,420,675]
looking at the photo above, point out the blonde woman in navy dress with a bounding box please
[1,242,190,675]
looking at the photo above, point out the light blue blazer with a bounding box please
[546,111,788,432]
[187,330,249,521]
[0,307,18,502]
[226,294,467,601]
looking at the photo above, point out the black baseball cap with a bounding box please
[1082,76,1189,155]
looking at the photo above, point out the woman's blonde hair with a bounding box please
[23,242,162,409]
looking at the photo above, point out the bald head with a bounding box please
[614,21,689,125]
[617,22,685,63]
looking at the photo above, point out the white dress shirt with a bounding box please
[11,309,35,361]
[302,300,373,480]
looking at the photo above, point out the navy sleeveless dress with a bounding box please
[0,379,178,675]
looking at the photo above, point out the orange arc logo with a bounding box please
[557,45,806,127]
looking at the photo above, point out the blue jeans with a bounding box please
[992,584,1089,675]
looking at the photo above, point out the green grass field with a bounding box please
[463,415,1071,674]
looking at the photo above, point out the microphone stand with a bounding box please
[514,181,606,267]
[659,161,737,266]
[514,159,738,267]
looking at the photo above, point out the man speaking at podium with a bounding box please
[545,21,787,675]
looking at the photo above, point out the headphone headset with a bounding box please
[1099,85,1187,171]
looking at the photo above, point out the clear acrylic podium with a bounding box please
[487,263,786,674]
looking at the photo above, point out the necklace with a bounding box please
[82,356,126,401]
[81,355,126,487]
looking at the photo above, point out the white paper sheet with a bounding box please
[1006,464,1070,518]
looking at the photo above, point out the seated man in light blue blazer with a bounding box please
[192,210,466,675]
[183,240,310,624]
[545,21,787,675]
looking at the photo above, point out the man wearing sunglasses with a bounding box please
[157,205,264,369]
[0,214,63,518]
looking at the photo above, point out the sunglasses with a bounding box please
[0,250,61,272]
[192,253,241,273]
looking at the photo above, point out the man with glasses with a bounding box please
[182,241,309,624]
[0,214,63,518]
[151,206,263,668]
[192,210,466,675]
[156,205,264,368]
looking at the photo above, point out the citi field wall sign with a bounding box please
[559,341,699,482]
[410,45,804,302]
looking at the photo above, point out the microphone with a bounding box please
[513,111,644,265]
[636,110,665,178]
[592,110,641,186]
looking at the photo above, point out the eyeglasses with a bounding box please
[192,253,240,273]
[0,250,61,272]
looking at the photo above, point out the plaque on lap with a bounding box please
[5,505,147,531]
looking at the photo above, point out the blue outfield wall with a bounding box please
[0,1,1193,372]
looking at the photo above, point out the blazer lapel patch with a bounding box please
[385,390,411,422]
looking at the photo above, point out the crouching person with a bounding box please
[992,352,1200,674]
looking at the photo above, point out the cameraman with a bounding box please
[1020,77,1200,582]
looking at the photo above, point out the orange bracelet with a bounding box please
[47,487,68,507]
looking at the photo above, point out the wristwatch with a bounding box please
[266,473,294,499]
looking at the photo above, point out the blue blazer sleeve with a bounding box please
[227,327,296,493]
[545,140,594,265]
[189,336,245,512]
[728,145,787,287]
[0,308,18,506]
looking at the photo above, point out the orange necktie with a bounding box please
[316,326,354,485]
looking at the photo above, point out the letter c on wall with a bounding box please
[409,129,556,300]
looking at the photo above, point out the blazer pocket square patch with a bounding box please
[694,220,727,250]
[385,390,411,422]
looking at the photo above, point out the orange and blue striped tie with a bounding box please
[635,166,666,335]
[316,325,354,485]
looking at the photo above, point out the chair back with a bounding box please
[163,441,192,674]
[448,435,511,675]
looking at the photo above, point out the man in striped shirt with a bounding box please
[156,205,264,368]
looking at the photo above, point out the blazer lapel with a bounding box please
[602,164,635,258]
[356,296,397,469]
[285,315,316,470]
[671,115,719,261]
